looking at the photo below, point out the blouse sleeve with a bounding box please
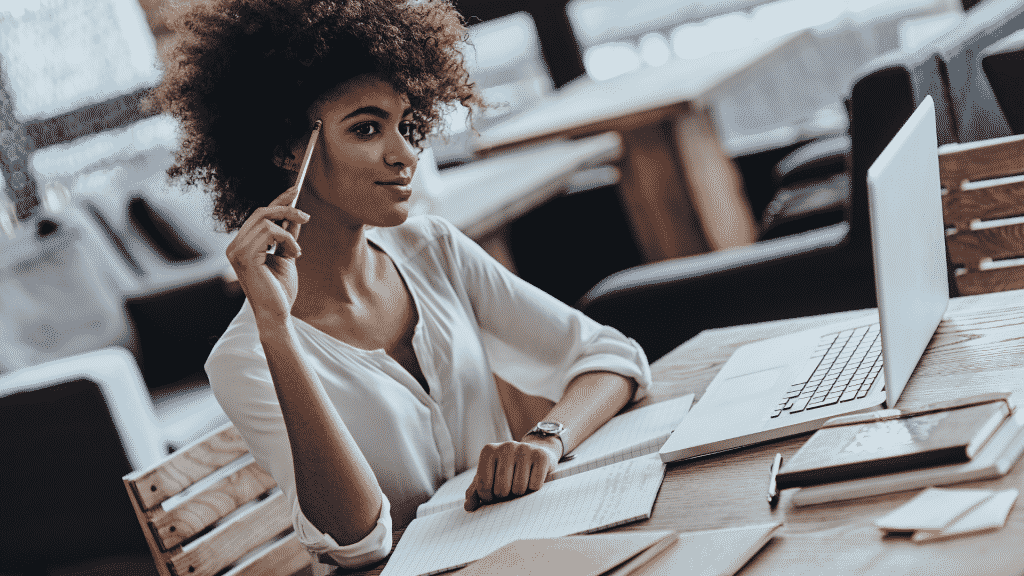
[433,217,653,403]
[204,333,393,569]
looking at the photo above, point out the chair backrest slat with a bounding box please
[939,134,1024,192]
[124,423,311,576]
[128,424,250,511]
[148,458,276,550]
[939,134,1024,296]
[955,266,1024,294]
[946,223,1024,266]
[167,490,293,576]
[942,174,1024,230]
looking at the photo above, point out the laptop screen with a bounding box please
[866,95,950,406]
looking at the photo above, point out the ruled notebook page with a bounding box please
[553,393,693,479]
[415,394,692,518]
[383,454,667,576]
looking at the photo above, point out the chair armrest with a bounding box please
[772,134,851,187]
[760,172,851,240]
[579,223,849,304]
[577,222,877,361]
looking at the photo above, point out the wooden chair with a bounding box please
[940,133,1024,295]
[123,422,313,576]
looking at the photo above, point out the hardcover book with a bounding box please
[791,408,1024,506]
[776,400,1010,489]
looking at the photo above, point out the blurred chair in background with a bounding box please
[0,191,135,374]
[932,0,1024,142]
[2,0,234,454]
[0,347,166,576]
[981,28,1024,135]
[772,0,1024,241]
[30,110,236,449]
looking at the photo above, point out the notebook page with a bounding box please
[384,454,666,576]
[553,394,693,479]
[415,394,692,518]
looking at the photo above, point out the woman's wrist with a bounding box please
[256,313,296,346]
[521,433,563,464]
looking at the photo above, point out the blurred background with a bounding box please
[2,0,1023,573]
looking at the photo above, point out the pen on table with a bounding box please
[767,452,782,508]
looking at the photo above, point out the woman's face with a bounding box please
[292,74,419,228]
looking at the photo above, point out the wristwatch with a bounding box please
[526,421,573,462]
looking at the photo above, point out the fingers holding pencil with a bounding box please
[268,119,322,254]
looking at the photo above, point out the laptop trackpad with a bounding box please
[703,367,784,406]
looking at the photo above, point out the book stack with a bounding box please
[781,394,1024,506]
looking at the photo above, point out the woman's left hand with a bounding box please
[464,440,560,511]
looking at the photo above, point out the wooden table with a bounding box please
[623,288,1024,575]
[474,34,808,261]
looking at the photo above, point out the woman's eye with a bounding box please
[353,123,379,137]
[400,121,416,139]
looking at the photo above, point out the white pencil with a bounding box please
[268,119,321,255]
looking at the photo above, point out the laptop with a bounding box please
[660,96,949,463]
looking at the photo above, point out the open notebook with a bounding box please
[379,395,694,576]
[417,393,693,517]
[381,454,667,576]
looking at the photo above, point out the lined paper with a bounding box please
[383,454,666,576]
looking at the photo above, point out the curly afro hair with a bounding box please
[148,0,483,231]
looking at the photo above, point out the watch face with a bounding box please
[537,421,562,434]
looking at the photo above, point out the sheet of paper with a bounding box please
[631,522,783,576]
[555,394,694,478]
[913,489,1018,542]
[383,454,667,576]
[874,487,994,532]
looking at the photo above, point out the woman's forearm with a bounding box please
[522,371,637,457]
[257,317,383,545]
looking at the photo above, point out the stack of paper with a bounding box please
[457,531,678,576]
[455,522,783,576]
[874,487,1018,542]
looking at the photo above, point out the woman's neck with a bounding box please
[292,194,381,306]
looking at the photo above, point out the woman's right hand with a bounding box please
[226,186,310,325]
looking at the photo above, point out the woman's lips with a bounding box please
[376,181,413,197]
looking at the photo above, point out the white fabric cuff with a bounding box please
[294,491,393,570]
[566,337,653,404]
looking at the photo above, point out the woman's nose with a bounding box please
[384,132,418,169]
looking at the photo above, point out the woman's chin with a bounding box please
[374,203,411,227]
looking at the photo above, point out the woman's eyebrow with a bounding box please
[342,106,389,121]
[341,106,415,121]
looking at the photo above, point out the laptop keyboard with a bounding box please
[771,323,884,418]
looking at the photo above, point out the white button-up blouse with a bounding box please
[205,215,652,569]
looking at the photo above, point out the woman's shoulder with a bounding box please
[206,300,264,369]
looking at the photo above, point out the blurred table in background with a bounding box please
[475,33,810,262]
[428,133,622,272]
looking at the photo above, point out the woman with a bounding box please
[151,0,652,569]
